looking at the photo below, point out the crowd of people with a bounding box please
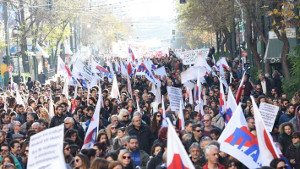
[0,50,299,169]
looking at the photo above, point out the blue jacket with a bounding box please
[279,114,293,126]
[290,117,299,131]
[0,154,22,169]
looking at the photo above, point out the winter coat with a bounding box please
[285,144,300,169]
[278,133,293,156]
[127,123,154,154]
[212,113,225,129]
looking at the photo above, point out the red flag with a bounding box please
[235,72,246,104]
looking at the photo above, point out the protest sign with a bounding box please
[154,66,167,77]
[27,125,66,169]
[176,50,198,65]
[167,86,184,111]
[73,59,95,82]
[259,102,279,132]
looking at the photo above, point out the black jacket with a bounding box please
[128,123,154,154]
[147,150,164,169]
[285,144,300,169]
[50,114,67,128]
[278,133,293,156]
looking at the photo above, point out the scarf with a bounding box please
[295,106,300,131]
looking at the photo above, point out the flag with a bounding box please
[62,78,69,99]
[251,96,279,166]
[129,47,135,62]
[57,56,72,78]
[219,78,226,116]
[194,71,203,112]
[120,61,128,77]
[161,95,168,127]
[82,89,102,149]
[127,74,133,99]
[135,62,161,86]
[216,57,230,71]
[136,100,141,112]
[155,85,162,104]
[167,118,195,169]
[127,62,133,77]
[218,104,262,168]
[236,72,246,104]
[178,100,185,130]
[98,85,104,108]
[225,88,237,124]
[16,88,25,106]
[111,75,120,99]
[49,94,55,119]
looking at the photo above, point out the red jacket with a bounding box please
[203,163,225,169]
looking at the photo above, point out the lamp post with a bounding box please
[12,26,20,83]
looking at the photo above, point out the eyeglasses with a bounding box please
[4,163,14,167]
[157,115,161,117]
[111,127,116,130]
[292,137,299,139]
[25,150,29,153]
[75,158,81,163]
[0,149,9,152]
[123,115,129,118]
[64,147,70,151]
[228,163,236,167]
[203,120,210,122]
[122,156,131,159]
[195,130,202,133]
[277,164,288,169]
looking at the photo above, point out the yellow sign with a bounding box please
[1,64,7,78]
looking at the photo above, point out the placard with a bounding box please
[27,125,66,169]
[259,102,279,132]
[167,86,184,111]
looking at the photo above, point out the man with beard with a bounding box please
[127,136,149,169]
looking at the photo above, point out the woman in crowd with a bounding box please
[73,153,90,169]
[113,127,127,151]
[65,129,83,148]
[118,149,135,169]
[64,142,74,168]
[278,122,294,156]
[150,112,162,139]
[285,132,300,169]
[90,158,109,169]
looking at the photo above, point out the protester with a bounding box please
[0,51,298,169]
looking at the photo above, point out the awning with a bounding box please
[264,38,297,64]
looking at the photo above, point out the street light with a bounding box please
[12,26,20,83]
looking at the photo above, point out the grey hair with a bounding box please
[118,109,130,121]
[189,142,200,152]
[120,136,130,145]
[205,145,219,156]
[110,115,119,122]
[64,117,74,124]
[133,111,142,117]
[31,122,41,128]
[12,121,21,128]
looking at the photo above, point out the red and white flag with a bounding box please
[251,96,279,166]
[167,118,195,169]
[82,89,102,149]
[235,72,246,104]
[219,78,226,116]
[178,100,185,130]
[57,56,72,79]
[129,47,135,62]
[111,75,120,99]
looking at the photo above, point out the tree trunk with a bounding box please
[281,37,290,80]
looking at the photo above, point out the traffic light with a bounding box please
[180,0,186,4]
[3,56,9,64]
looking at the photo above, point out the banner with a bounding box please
[218,105,262,168]
[167,86,184,111]
[258,103,279,132]
[154,66,167,77]
[27,125,66,169]
[73,59,95,82]
[176,50,198,65]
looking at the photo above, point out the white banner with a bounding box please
[259,103,279,132]
[176,48,210,65]
[27,125,66,169]
[167,86,184,111]
[73,59,95,82]
[154,66,167,77]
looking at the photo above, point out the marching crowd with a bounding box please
[0,50,299,169]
